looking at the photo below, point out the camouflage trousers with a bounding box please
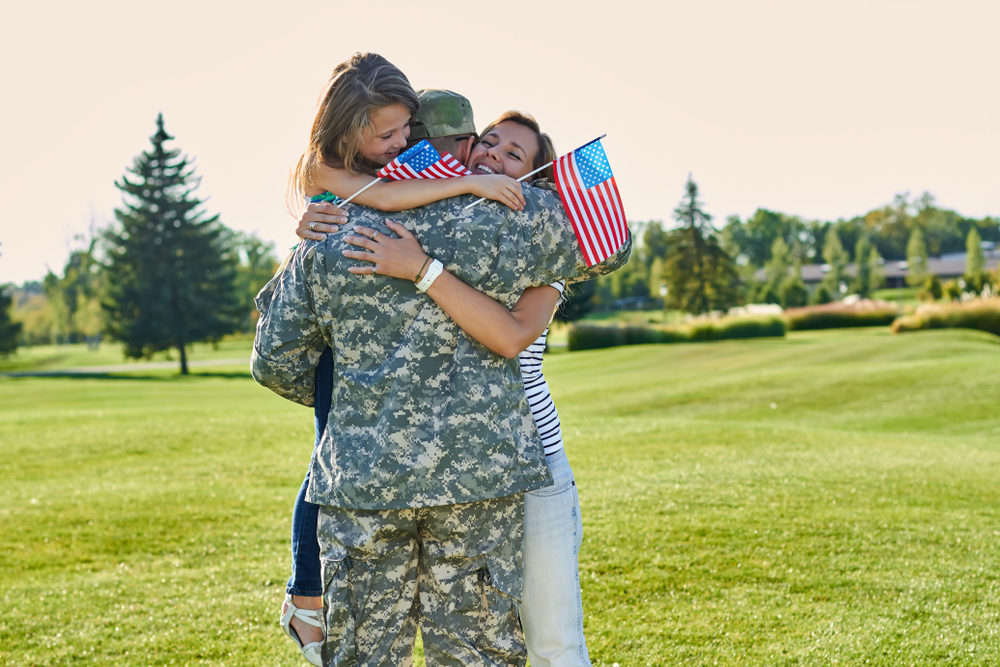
[317,494,526,667]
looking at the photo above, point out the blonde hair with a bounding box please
[478,111,556,181]
[291,53,418,202]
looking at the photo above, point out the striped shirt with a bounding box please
[518,282,565,460]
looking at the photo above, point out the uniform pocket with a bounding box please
[320,554,358,665]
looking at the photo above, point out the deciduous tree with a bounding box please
[820,227,849,297]
[905,228,930,287]
[965,227,986,292]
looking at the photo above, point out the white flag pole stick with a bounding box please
[462,134,607,210]
[335,177,381,207]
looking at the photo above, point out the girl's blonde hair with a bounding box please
[291,53,418,202]
[478,111,556,181]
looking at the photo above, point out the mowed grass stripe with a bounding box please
[1,328,999,664]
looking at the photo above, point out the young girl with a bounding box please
[294,111,595,667]
[290,54,526,213]
[280,55,551,666]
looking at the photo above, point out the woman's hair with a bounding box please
[291,53,418,202]
[478,111,556,181]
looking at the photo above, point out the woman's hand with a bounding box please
[342,220,430,280]
[296,201,349,241]
[467,175,525,211]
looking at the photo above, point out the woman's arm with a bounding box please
[343,221,559,358]
[311,163,525,212]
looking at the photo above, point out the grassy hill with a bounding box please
[2,328,998,665]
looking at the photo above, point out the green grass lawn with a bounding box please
[2,328,999,665]
[0,336,253,374]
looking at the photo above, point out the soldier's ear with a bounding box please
[456,135,476,167]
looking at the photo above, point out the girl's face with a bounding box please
[359,103,412,165]
[468,121,539,179]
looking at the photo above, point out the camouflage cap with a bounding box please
[410,89,476,140]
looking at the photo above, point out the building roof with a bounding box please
[795,249,1000,283]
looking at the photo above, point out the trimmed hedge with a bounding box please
[891,299,1000,337]
[784,301,900,331]
[689,316,786,341]
[567,316,785,351]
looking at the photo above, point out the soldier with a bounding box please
[253,81,630,665]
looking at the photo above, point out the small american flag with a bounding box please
[377,140,472,180]
[553,139,628,266]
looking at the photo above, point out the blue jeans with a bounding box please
[520,451,591,667]
[285,347,332,597]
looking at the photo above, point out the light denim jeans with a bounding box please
[520,451,591,667]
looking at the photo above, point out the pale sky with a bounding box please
[1,0,997,285]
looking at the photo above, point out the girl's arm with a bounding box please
[343,221,559,358]
[311,163,525,212]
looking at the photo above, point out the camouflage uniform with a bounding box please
[252,184,631,665]
[318,496,524,666]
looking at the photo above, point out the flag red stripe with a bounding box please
[559,155,602,265]
[594,183,621,248]
[567,156,606,264]
[573,160,615,261]
[596,181,622,247]
[606,177,628,243]
[582,185,615,259]
[595,180,625,248]
[554,155,598,265]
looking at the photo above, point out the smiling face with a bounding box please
[359,103,412,165]
[467,121,540,179]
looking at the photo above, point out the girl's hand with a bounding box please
[468,175,525,211]
[296,201,349,241]
[342,220,430,280]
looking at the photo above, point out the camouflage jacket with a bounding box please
[252,185,631,509]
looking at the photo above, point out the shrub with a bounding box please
[942,280,963,302]
[567,316,785,351]
[714,315,786,339]
[891,298,1000,337]
[567,324,626,351]
[785,300,899,331]
[688,316,786,341]
[811,284,834,305]
[918,275,943,302]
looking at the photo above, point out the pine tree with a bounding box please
[661,175,740,314]
[103,114,242,374]
[0,284,21,357]
[0,244,21,356]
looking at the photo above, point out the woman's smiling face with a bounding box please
[467,121,539,179]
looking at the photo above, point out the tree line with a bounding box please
[2,118,998,366]
[558,180,999,319]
